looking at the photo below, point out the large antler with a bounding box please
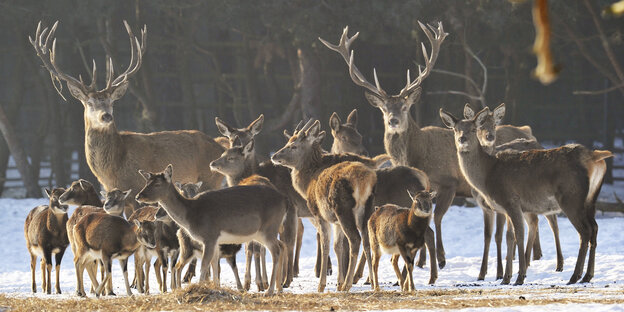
[30,21,146,99]
[398,21,448,97]
[319,27,387,98]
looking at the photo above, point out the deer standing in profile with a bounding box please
[463,103,564,280]
[320,22,467,268]
[439,107,612,285]
[136,165,288,296]
[24,188,69,294]
[272,120,380,292]
[328,109,434,284]
[30,21,224,215]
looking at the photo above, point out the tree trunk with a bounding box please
[0,105,41,198]
[297,48,321,121]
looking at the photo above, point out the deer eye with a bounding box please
[227,157,234,161]
[401,106,408,112]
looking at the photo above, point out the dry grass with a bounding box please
[1,283,623,311]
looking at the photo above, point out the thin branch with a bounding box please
[573,82,624,95]
[427,90,483,101]
[465,47,487,96]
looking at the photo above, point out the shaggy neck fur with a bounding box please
[384,117,419,166]
[85,117,124,183]
[290,144,324,199]
[225,154,259,187]
[456,143,495,195]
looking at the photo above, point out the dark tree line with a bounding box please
[0,0,621,197]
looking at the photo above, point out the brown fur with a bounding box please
[136,165,289,296]
[128,205,159,294]
[368,191,437,292]
[440,108,613,285]
[24,188,68,294]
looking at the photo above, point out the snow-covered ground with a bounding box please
[1,198,623,310]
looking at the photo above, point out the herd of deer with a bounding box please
[22,19,613,297]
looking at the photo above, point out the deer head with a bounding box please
[329,109,367,155]
[174,181,203,198]
[101,189,132,216]
[133,219,157,249]
[44,187,68,214]
[136,164,173,204]
[59,179,94,205]
[407,190,437,217]
[209,137,255,177]
[215,114,264,146]
[320,22,447,134]
[440,107,490,153]
[463,103,505,154]
[30,21,146,130]
[272,119,325,169]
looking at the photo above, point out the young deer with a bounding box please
[368,190,437,292]
[272,120,378,292]
[72,199,153,297]
[320,23,465,268]
[439,108,612,285]
[464,103,564,280]
[30,21,224,213]
[136,164,288,295]
[127,205,159,294]
[24,188,69,294]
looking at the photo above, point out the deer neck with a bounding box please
[84,118,124,182]
[85,190,104,207]
[47,209,67,236]
[157,186,192,232]
[227,156,259,187]
[456,144,496,194]
[290,146,324,200]
[384,117,419,166]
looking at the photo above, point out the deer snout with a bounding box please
[209,160,220,171]
[458,136,468,144]
[101,113,113,123]
[388,118,399,127]
[486,134,495,142]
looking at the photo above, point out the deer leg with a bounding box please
[30,254,37,293]
[182,259,197,283]
[398,246,415,292]
[532,222,543,261]
[581,213,598,283]
[509,208,527,286]
[40,257,46,293]
[294,218,304,277]
[357,195,374,291]
[170,251,179,290]
[144,256,152,294]
[333,224,346,289]
[119,258,132,296]
[154,257,163,292]
[494,212,506,280]
[44,249,53,294]
[425,226,438,285]
[54,248,65,294]
[260,246,269,290]
[561,193,593,284]
[225,255,244,291]
[502,216,515,285]
[279,209,297,288]
[524,213,539,267]
[211,248,221,286]
[74,256,87,297]
[244,243,253,291]
[390,254,403,291]
[160,252,169,293]
[479,205,495,281]
[433,185,456,269]
[253,243,265,291]
[336,212,361,292]
[95,257,112,297]
[370,236,381,292]
[132,255,141,292]
[317,219,331,293]
[199,242,216,282]
[315,232,321,278]
[546,214,564,272]
[416,246,427,268]
[260,237,285,296]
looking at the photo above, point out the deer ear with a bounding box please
[67,84,88,103]
[110,81,129,101]
[195,181,203,188]
[174,182,182,190]
[122,189,132,199]
[475,108,490,128]
[164,164,173,182]
[243,139,255,156]
[133,219,141,228]
[463,103,475,119]
[247,114,264,136]
[429,191,437,199]
[138,169,151,180]
[44,188,52,198]
[364,91,385,108]
[100,191,107,198]
[404,87,422,108]
[329,112,341,132]
[439,109,458,129]
[492,103,506,125]
[215,117,234,138]
[346,109,358,127]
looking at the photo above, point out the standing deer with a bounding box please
[272,120,379,292]
[329,109,434,283]
[30,21,224,215]
[463,103,564,280]
[320,22,465,268]
[24,188,69,294]
[439,107,612,285]
[136,165,288,296]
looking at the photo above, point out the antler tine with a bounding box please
[105,56,114,89]
[110,20,146,87]
[88,59,97,90]
[31,21,86,98]
[399,21,448,97]
[321,27,387,98]
[300,118,315,133]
